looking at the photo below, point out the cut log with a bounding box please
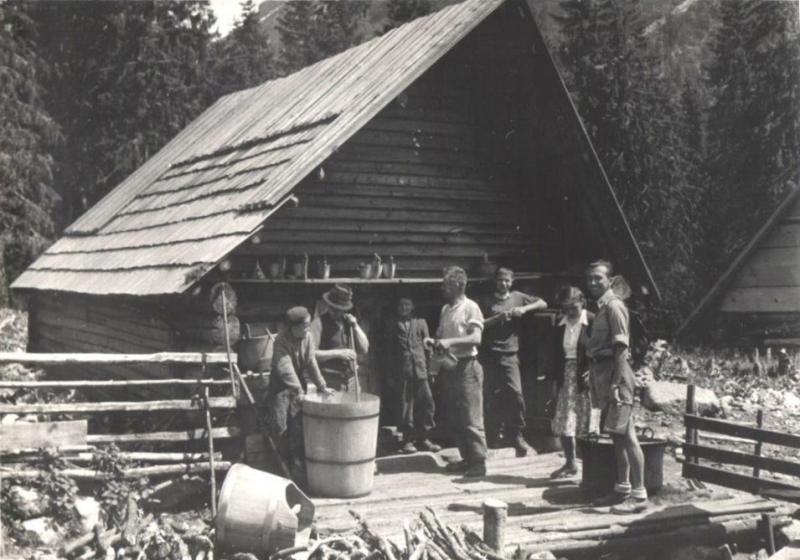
[175,314,240,346]
[190,282,237,315]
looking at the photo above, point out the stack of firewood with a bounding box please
[282,508,506,560]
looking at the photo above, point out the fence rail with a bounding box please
[0,351,234,365]
[682,384,800,497]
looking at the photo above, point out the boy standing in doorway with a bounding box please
[385,297,441,454]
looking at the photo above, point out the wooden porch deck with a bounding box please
[311,448,782,558]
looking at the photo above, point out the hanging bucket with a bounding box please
[302,392,381,498]
[237,324,274,373]
[215,464,315,555]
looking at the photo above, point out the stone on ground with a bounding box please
[6,486,47,519]
[21,517,60,547]
[73,496,101,533]
[642,381,719,414]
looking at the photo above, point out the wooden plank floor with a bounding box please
[311,448,775,557]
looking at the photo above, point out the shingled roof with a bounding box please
[13,0,658,299]
[13,0,505,296]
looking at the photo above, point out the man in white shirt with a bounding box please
[425,266,488,477]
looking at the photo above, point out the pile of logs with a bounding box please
[176,283,240,350]
[59,503,507,560]
[277,508,507,560]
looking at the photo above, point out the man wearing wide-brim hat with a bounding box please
[311,284,370,391]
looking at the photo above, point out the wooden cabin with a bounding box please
[11,0,657,434]
[678,187,800,347]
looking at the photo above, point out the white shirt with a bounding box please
[436,297,484,358]
[559,309,589,360]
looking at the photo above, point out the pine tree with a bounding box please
[384,0,432,32]
[555,0,703,325]
[0,2,60,301]
[31,1,216,216]
[210,0,275,98]
[277,1,368,75]
[702,0,800,276]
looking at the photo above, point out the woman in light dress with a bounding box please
[550,286,594,479]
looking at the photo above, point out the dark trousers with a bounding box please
[444,357,488,464]
[266,390,305,471]
[398,376,436,441]
[482,351,526,439]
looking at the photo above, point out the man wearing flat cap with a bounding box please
[266,306,333,481]
[311,284,370,391]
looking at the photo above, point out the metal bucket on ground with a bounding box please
[302,392,381,498]
[577,431,667,497]
[237,324,274,372]
[215,464,315,555]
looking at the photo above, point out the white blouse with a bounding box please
[559,309,589,360]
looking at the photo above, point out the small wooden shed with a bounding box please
[678,187,800,346]
[12,0,657,427]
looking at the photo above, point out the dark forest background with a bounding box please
[1,0,798,332]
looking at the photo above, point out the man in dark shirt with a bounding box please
[480,267,547,456]
[311,284,369,391]
[265,306,333,481]
[384,297,440,454]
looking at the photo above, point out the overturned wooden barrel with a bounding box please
[215,464,315,555]
[302,392,381,498]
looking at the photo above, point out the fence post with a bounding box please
[753,409,764,479]
[685,384,697,464]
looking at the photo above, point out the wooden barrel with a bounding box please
[577,435,667,497]
[215,463,315,555]
[302,392,381,498]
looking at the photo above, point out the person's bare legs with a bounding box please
[624,419,645,490]
[610,420,648,513]
[611,433,630,489]
[561,436,576,468]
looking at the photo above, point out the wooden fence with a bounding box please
[0,351,255,514]
[682,384,800,497]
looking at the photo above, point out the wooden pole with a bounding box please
[685,384,697,464]
[203,387,218,518]
[349,324,360,401]
[753,409,764,479]
[0,378,232,389]
[762,513,776,555]
[0,351,232,365]
[221,290,240,400]
[1,462,231,480]
[482,499,507,555]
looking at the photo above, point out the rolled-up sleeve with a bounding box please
[465,300,484,332]
[302,334,327,390]
[606,300,630,348]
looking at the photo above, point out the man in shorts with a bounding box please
[585,260,647,514]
